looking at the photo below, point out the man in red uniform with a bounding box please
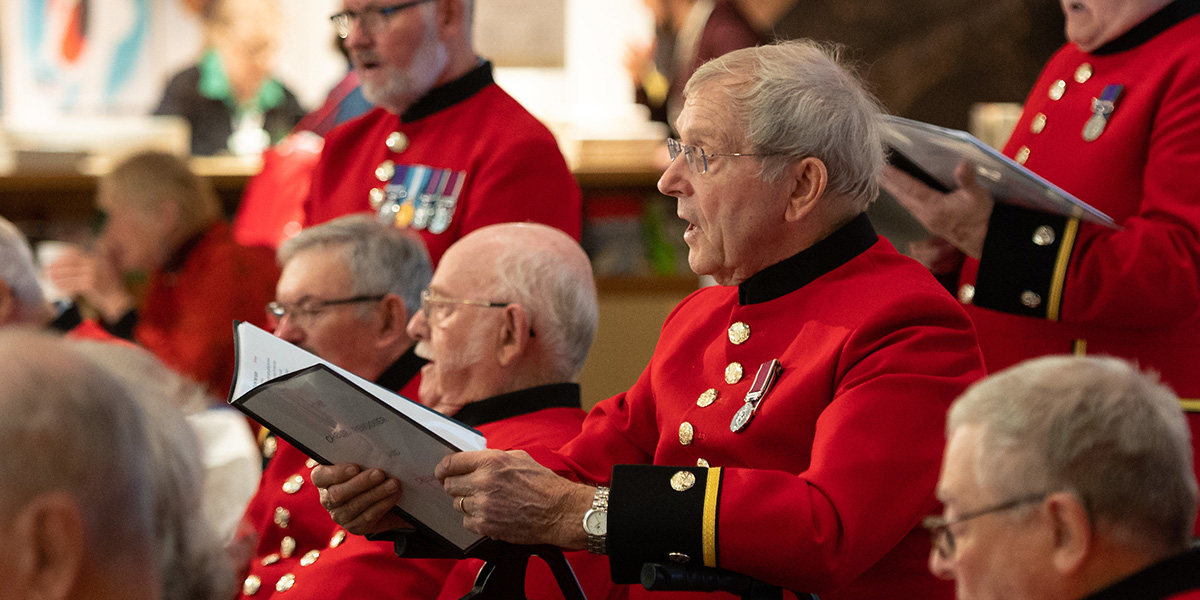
[882,0,1200,533]
[929,355,1200,600]
[241,217,618,599]
[305,0,582,265]
[237,214,446,598]
[316,41,986,600]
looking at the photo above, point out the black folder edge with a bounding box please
[226,322,486,557]
[883,115,1120,230]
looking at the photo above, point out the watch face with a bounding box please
[583,510,607,535]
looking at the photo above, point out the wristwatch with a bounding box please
[582,486,609,555]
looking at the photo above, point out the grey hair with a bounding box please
[0,329,157,570]
[73,341,236,600]
[0,217,49,324]
[481,225,598,382]
[685,39,886,212]
[948,355,1198,551]
[278,214,433,318]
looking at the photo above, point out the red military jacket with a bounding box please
[134,222,278,398]
[237,349,450,598]
[957,0,1200,530]
[534,215,986,600]
[436,384,626,600]
[304,61,582,265]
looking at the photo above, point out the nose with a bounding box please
[406,308,429,341]
[343,17,371,49]
[273,315,304,344]
[929,547,955,581]
[657,151,692,199]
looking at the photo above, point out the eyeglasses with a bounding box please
[420,289,509,323]
[922,492,1048,560]
[666,138,780,174]
[266,295,386,327]
[330,0,436,38]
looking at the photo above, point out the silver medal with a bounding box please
[730,402,755,432]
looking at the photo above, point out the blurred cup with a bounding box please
[34,240,77,301]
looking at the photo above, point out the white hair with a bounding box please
[0,329,158,571]
[685,40,886,213]
[278,214,433,319]
[73,340,237,600]
[948,355,1198,551]
[0,217,49,324]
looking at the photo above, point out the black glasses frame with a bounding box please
[922,492,1048,559]
[330,0,437,38]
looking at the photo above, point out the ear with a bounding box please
[1046,492,1093,575]
[0,279,14,325]
[374,294,412,348]
[12,492,86,600]
[495,303,533,368]
[435,0,466,40]
[783,157,828,223]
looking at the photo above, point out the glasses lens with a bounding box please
[667,139,681,161]
[331,13,350,38]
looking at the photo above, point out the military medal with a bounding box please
[1082,84,1122,142]
[730,359,782,433]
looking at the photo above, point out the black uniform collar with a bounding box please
[451,383,582,428]
[375,346,427,392]
[1082,546,1200,600]
[399,60,494,123]
[1092,0,1200,55]
[737,212,877,305]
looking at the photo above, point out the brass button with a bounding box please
[330,530,347,548]
[668,552,691,563]
[262,435,277,459]
[696,388,717,408]
[728,322,750,345]
[1021,291,1042,308]
[1031,113,1047,134]
[724,362,743,384]
[679,422,694,446]
[369,187,386,210]
[696,458,710,467]
[274,507,291,528]
[300,550,321,566]
[958,284,976,305]
[275,573,296,592]
[1074,63,1093,83]
[282,474,304,494]
[1015,146,1030,164]
[386,131,409,152]
[1049,79,1066,101]
[261,553,281,566]
[243,575,262,596]
[1032,225,1056,246]
[375,160,395,182]
[281,536,296,558]
[670,471,696,491]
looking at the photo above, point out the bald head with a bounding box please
[444,223,598,382]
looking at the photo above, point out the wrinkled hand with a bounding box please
[43,242,132,321]
[311,463,409,535]
[436,449,594,549]
[881,162,994,259]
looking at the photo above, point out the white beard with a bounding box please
[361,18,450,114]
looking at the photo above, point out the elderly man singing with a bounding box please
[315,40,986,600]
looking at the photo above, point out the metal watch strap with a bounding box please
[587,486,609,555]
